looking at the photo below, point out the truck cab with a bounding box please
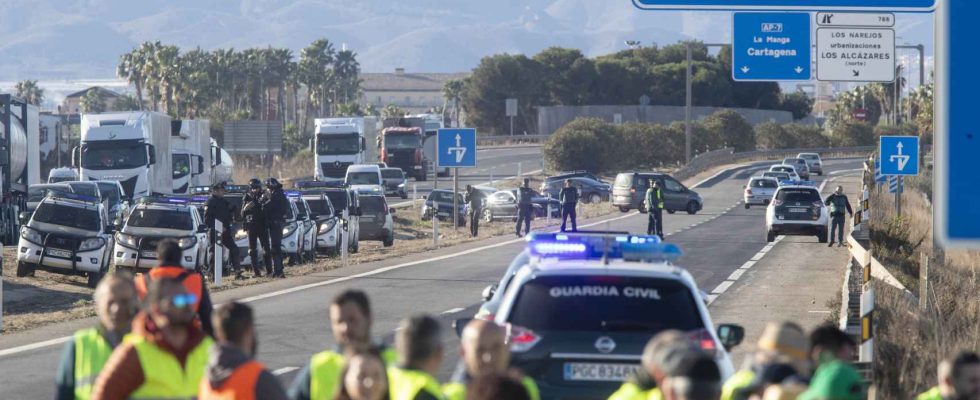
[314,118,366,181]
[171,120,211,194]
[76,112,173,200]
[380,123,427,181]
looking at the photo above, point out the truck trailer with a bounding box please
[0,95,41,244]
[171,119,212,193]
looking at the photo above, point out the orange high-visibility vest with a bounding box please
[198,360,264,400]
[135,267,204,312]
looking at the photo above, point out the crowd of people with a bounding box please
[53,239,980,400]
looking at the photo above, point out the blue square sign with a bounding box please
[437,128,477,168]
[733,12,811,81]
[878,136,919,176]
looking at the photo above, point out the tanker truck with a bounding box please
[0,94,41,244]
[75,111,173,200]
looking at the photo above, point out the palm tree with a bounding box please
[80,89,107,113]
[14,80,44,106]
[442,79,465,127]
[334,50,361,104]
[116,50,145,110]
[298,38,335,133]
[138,41,164,111]
[112,94,141,112]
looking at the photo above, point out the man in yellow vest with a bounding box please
[609,330,696,400]
[918,352,980,400]
[389,315,445,400]
[442,319,539,400]
[290,289,397,400]
[199,302,287,399]
[721,321,808,400]
[645,179,665,238]
[55,272,138,400]
[92,277,213,400]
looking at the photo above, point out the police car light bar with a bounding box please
[225,185,249,192]
[139,196,189,205]
[285,190,302,198]
[190,196,209,202]
[526,232,682,263]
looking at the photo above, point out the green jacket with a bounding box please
[645,187,664,210]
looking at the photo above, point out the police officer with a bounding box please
[464,185,485,237]
[204,182,243,279]
[241,178,272,277]
[262,178,289,278]
[824,186,853,247]
[645,179,665,238]
[559,179,579,232]
[515,178,534,238]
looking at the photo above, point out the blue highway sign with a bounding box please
[733,13,811,81]
[633,0,935,12]
[879,136,919,176]
[437,128,477,168]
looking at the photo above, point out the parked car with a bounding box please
[541,177,611,204]
[114,196,208,272]
[543,170,605,185]
[381,167,408,199]
[93,180,129,223]
[357,194,395,247]
[743,177,779,208]
[612,172,703,214]
[482,189,559,222]
[765,181,828,243]
[421,189,467,227]
[782,158,811,180]
[47,167,78,183]
[323,187,362,254]
[345,164,385,196]
[797,153,824,176]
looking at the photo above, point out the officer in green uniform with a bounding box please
[442,320,539,400]
[824,186,853,247]
[289,290,397,400]
[645,179,665,238]
[55,272,138,400]
[389,315,445,400]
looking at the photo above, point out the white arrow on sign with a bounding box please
[741,66,750,74]
[890,141,910,171]
[447,133,467,163]
[795,66,804,74]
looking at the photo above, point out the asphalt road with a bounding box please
[0,157,863,398]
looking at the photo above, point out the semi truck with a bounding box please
[313,117,367,181]
[171,119,212,193]
[75,111,173,200]
[0,94,41,244]
[380,117,430,181]
[409,114,450,178]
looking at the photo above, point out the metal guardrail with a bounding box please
[672,145,878,182]
[477,135,549,146]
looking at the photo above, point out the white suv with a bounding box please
[17,193,114,288]
[765,182,828,243]
[797,153,824,176]
[114,197,208,272]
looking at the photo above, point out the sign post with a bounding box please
[505,99,517,136]
[732,12,812,81]
[438,128,478,236]
[214,220,224,286]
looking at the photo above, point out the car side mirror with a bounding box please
[453,318,474,338]
[18,211,31,225]
[482,284,498,302]
[197,224,208,233]
[717,324,745,351]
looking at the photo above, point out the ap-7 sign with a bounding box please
[632,0,935,11]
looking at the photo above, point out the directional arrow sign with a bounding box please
[437,128,477,168]
[879,136,918,176]
[632,0,935,11]
[817,27,895,82]
[732,12,811,81]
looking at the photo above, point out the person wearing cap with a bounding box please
[645,179,665,238]
[242,178,272,277]
[660,349,722,400]
[261,177,288,278]
[918,352,980,400]
[205,181,245,279]
[134,239,215,337]
[721,321,808,400]
[608,330,696,400]
[797,359,865,400]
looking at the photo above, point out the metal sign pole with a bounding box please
[432,211,439,246]
[341,209,349,267]
[453,168,459,232]
[214,220,223,286]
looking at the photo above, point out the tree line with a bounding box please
[455,42,815,136]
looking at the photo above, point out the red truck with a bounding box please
[379,125,428,181]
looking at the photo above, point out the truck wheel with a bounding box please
[16,262,35,278]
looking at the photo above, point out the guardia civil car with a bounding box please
[113,197,208,271]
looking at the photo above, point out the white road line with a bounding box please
[808,310,832,314]
[273,367,299,376]
[711,280,734,295]
[740,261,757,270]
[727,269,746,281]
[0,337,72,358]
[440,307,465,315]
[749,253,765,261]
[706,294,719,304]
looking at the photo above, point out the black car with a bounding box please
[544,171,605,184]
[421,189,467,227]
[381,168,408,199]
[482,189,560,222]
[540,177,611,204]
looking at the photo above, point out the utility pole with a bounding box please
[685,42,728,164]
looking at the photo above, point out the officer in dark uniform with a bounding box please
[464,185,486,238]
[204,181,244,279]
[262,178,289,278]
[559,179,579,232]
[516,178,534,238]
[241,178,271,278]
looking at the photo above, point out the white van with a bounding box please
[47,167,78,183]
[344,164,384,196]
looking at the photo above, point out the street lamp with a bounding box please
[685,42,728,164]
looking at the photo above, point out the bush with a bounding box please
[669,121,722,156]
[543,118,615,173]
[620,122,683,169]
[829,121,875,147]
[873,124,917,141]
[703,109,756,152]
[784,123,830,148]
[755,122,795,150]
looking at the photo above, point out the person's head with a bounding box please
[94,272,138,334]
[651,179,659,188]
[834,186,843,195]
[465,372,532,400]
[266,177,281,191]
[939,352,980,399]
[212,181,226,198]
[564,179,572,188]
[145,277,196,330]
[641,330,698,385]
[466,185,473,193]
[461,319,509,376]
[522,178,530,188]
[339,352,388,400]
[661,350,722,400]
[755,321,808,373]
[798,359,864,400]
[213,302,257,357]
[808,325,856,366]
[395,315,443,375]
[330,290,373,352]
[156,238,184,267]
[249,178,263,195]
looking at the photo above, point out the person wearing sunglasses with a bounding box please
[92,277,213,400]
[135,238,215,337]
[55,272,138,400]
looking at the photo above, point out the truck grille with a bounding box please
[321,162,352,179]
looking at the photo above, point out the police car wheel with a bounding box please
[766,229,776,243]
[16,262,35,277]
[618,206,629,213]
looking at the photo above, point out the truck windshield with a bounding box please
[127,209,193,231]
[347,172,380,185]
[81,141,148,170]
[33,203,101,231]
[385,135,420,149]
[317,135,361,155]
[173,154,191,179]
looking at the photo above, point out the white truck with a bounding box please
[211,138,234,184]
[0,95,41,244]
[76,112,173,200]
[410,114,450,178]
[171,119,212,193]
[313,117,367,181]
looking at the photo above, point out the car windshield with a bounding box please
[95,183,121,205]
[127,208,193,230]
[33,203,101,231]
[306,198,334,216]
[347,172,380,185]
[381,169,404,179]
[430,191,462,203]
[772,166,794,173]
[68,183,100,198]
[799,154,819,160]
[764,172,790,181]
[360,196,387,214]
[81,141,147,170]
[776,189,821,203]
[508,275,704,332]
[751,179,778,189]
[317,135,361,155]
[385,134,420,149]
[173,154,191,179]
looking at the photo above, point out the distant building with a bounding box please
[359,68,469,114]
[60,86,122,115]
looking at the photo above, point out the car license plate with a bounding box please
[46,248,71,258]
[142,251,157,258]
[789,207,808,213]
[563,363,640,382]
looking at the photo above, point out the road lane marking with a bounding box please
[808,310,832,314]
[740,261,756,270]
[0,336,72,358]
[273,366,299,376]
[440,307,465,315]
[727,269,746,281]
[711,281,734,295]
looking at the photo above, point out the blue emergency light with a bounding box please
[225,185,249,192]
[190,196,209,202]
[285,190,301,198]
[139,196,189,205]
[526,232,682,263]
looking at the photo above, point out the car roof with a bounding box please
[348,164,381,171]
[31,183,71,189]
[749,176,777,181]
[776,185,820,192]
[42,195,101,210]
